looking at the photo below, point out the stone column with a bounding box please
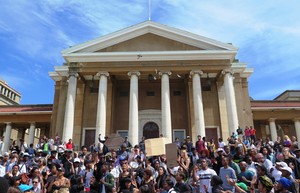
[190,70,206,137]
[95,72,109,144]
[3,122,12,153]
[28,122,36,145]
[222,70,239,135]
[159,71,172,142]
[62,71,78,143]
[294,118,300,144]
[269,118,277,142]
[128,71,140,146]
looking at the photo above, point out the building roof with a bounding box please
[60,20,238,63]
[251,100,300,110]
[0,80,21,96]
[0,104,52,114]
[274,90,300,101]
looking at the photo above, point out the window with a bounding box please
[146,91,155,96]
[173,129,186,142]
[173,91,181,96]
[117,130,128,138]
[119,91,129,97]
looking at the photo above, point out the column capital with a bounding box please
[96,71,109,77]
[222,69,234,76]
[29,122,36,126]
[158,71,172,76]
[190,70,203,77]
[293,118,300,122]
[68,71,79,78]
[4,122,11,125]
[127,71,141,77]
[68,63,80,77]
[268,118,277,122]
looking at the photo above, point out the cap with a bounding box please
[58,167,65,172]
[153,159,159,164]
[217,148,224,152]
[37,149,43,153]
[278,177,292,189]
[22,153,29,157]
[275,162,287,167]
[66,149,73,153]
[237,182,248,191]
[11,150,17,154]
[134,145,139,148]
[19,184,33,192]
[74,158,80,163]
[281,166,293,174]
[4,152,9,157]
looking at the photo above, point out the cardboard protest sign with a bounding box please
[104,134,124,150]
[165,143,178,168]
[145,137,169,156]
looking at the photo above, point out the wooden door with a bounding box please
[205,127,218,148]
[85,130,95,148]
[143,122,159,139]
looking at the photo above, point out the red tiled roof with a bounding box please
[251,101,300,108]
[0,105,52,112]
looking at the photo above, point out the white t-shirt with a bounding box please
[196,168,217,193]
[271,167,282,181]
[0,165,5,177]
[218,142,225,148]
[247,162,257,176]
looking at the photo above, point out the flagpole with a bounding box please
[148,0,151,21]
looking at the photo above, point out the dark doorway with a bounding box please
[143,122,159,139]
[205,127,218,148]
[85,130,95,148]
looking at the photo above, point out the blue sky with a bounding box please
[0,0,299,104]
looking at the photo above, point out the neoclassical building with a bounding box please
[1,21,299,152]
[49,21,253,148]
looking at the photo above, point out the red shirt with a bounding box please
[250,128,256,135]
[65,142,73,150]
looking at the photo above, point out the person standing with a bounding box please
[162,179,176,193]
[65,139,73,150]
[219,156,237,192]
[249,126,256,142]
[99,165,115,193]
[193,159,217,193]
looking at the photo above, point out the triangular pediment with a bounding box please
[96,33,203,52]
[62,21,237,55]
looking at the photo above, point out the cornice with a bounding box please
[63,50,237,63]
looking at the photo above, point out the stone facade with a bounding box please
[49,21,253,147]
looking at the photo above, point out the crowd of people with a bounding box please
[0,127,299,193]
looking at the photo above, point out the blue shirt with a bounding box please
[220,166,237,192]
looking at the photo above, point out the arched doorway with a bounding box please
[143,122,159,139]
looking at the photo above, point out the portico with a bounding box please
[49,21,253,147]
